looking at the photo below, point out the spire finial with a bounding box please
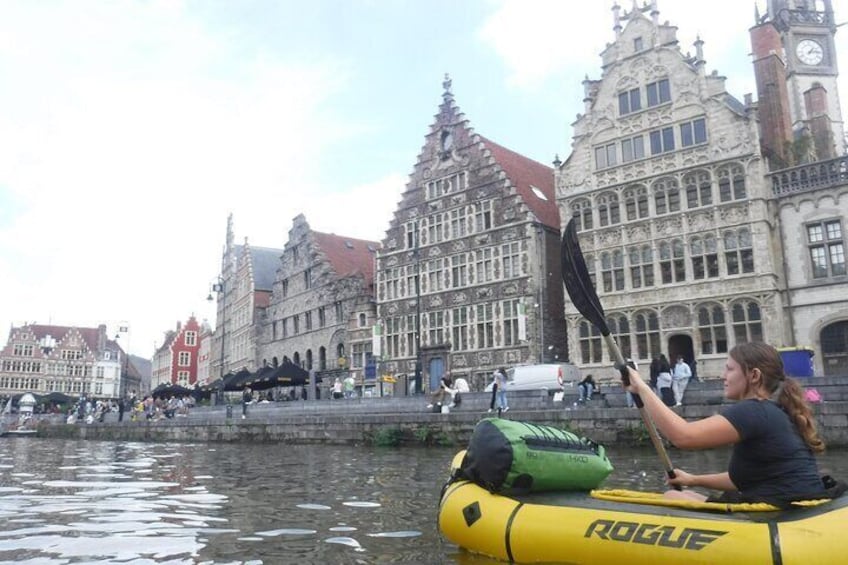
[442,73,453,99]
[552,154,562,168]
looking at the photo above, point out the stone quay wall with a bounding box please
[29,376,848,448]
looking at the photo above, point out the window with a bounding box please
[306,349,313,370]
[680,118,707,147]
[426,258,444,292]
[427,312,444,345]
[502,299,520,346]
[474,200,492,232]
[650,126,675,155]
[624,186,649,221]
[385,318,400,358]
[450,208,468,239]
[607,315,632,360]
[184,331,197,346]
[451,307,469,351]
[405,222,417,249]
[691,235,719,279]
[292,246,299,263]
[646,78,670,107]
[427,213,446,244]
[718,164,746,202]
[621,135,645,163]
[335,301,343,322]
[405,314,416,356]
[451,254,468,287]
[304,268,312,289]
[318,306,326,327]
[502,242,522,278]
[594,143,617,169]
[476,303,494,349]
[601,250,624,292]
[475,248,494,284]
[598,193,621,227]
[807,220,845,278]
[293,314,300,335]
[634,37,644,51]
[724,228,754,275]
[579,321,602,364]
[96,366,105,378]
[698,304,728,355]
[61,349,83,360]
[653,177,680,215]
[282,317,288,338]
[178,351,191,366]
[305,311,313,331]
[732,301,763,344]
[282,279,289,297]
[618,87,641,115]
[660,239,686,284]
[629,245,654,288]
[634,311,660,360]
[684,171,712,208]
[352,342,371,369]
[358,313,367,327]
[12,344,33,357]
[571,200,593,231]
[426,172,466,200]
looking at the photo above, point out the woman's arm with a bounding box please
[625,367,740,449]
[669,469,737,492]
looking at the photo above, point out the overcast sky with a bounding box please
[1,0,846,356]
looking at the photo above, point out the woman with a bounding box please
[656,354,674,407]
[427,375,454,409]
[577,374,597,403]
[623,342,826,503]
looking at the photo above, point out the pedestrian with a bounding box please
[649,356,660,392]
[672,356,693,406]
[118,397,125,422]
[426,374,454,410]
[343,374,355,399]
[492,367,509,413]
[577,374,597,403]
[622,342,839,504]
[656,354,674,406]
[332,378,343,400]
[242,386,252,419]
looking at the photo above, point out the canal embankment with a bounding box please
[27,376,848,447]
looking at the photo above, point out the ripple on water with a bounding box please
[367,531,422,538]
[324,536,363,550]
[296,503,331,510]
[342,501,380,508]
[255,528,318,537]
[329,526,357,532]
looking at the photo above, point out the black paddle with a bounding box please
[560,218,678,486]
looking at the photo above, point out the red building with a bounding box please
[151,316,201,389]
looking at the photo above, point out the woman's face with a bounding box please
[722,356,751,400]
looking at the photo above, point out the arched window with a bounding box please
[653,177,680,215]
[697,304,727,354]
[718,164,746,202]
[731,300,763,344]
[598,192,621,227]
[821,321,848,376]
[337,343,345,359]
[624,185,649,221]
[358,313,367,327]
[272,356,279,368]
[579,320,602,364]
[306,349,313,370]
[283,355,290,364]
[585,253,597,287]
[691,234,719,279]
[629,245,654,288]
[571,199,593,231]
[724,228,754,275]
[606,314,632,359]
[683,170,712,208]
[293,351,301,366]
[634,311,660,360]
[319,346,327,371]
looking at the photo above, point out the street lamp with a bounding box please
[207,277,226,402]
[115,323,130,399]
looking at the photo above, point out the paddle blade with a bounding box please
[561,218,610,336]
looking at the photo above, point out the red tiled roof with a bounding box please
[479,136,559,229]
[312,232,380,288]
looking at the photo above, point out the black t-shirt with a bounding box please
[722,399,823,500]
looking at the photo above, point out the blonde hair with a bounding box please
[730,342,824,453]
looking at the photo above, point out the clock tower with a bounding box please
[765,0,844,158]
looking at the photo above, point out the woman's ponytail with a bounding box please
[777,377,825,454]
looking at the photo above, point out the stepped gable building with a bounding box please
[258,214,379,383]
[556,1,847,380]
[377,76,565,393]
[0,323,128,398]
[557,3,779,380]
[150,316,202,390]
[757,0,847,375]
[210,214,284,382]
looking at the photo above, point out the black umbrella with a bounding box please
[270,360,310,387]
[223,368,252,391]
[37,392,76,404]
[151,384,194,399]
[245,366,277,391]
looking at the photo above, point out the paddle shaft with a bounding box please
[601,334,678,486]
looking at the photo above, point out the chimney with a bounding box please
[750,21,793,169]
[804,83,835,160]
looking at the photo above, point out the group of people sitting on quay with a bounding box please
[426,373,471,412]
[65,394,197,424]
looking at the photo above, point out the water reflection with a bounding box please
[0,438,846,563]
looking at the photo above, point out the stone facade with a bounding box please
[210,214,283,380]
[257,214,379,383]
[376,77,565,393]
[557,5,783,382]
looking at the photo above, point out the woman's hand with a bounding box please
[622,366,650,395]
[667,468,697,488]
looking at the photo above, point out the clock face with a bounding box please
[796,39,824,66]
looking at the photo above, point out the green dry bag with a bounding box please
[460,418,613,493]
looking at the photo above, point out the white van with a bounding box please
[484,363,580,392]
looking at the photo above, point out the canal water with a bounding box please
[0,438,847,564]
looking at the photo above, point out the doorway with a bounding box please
[667,334,694,367]
[428,357,445,392]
